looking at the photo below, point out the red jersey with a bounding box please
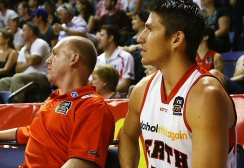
[17,86,115,167]
[196,50,217,71]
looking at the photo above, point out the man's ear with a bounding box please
[70,53,80,66]
[172,31,185,49]
[109,35,114,43]
[203,35,209,41]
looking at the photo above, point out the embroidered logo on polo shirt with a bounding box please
[55,101,72,115]
[87,150,100,159]
[172,96,184,116]
[71,91,79,98]
[81,94,97,99]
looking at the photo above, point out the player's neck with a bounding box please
[159,57,194,97]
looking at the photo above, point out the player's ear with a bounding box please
[172,31,185,49]
[70,53,80,66]
[109,35,114,43]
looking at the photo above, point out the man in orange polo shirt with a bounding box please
[0,36,115,167]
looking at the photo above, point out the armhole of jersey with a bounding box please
[139,71,158,115]
[183,73,237,138]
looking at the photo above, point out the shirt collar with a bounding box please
[106,48,120,61]
[50,86,96,100]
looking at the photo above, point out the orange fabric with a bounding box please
[17,86,115,168]
[196,50,217,71]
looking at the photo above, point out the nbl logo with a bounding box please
[173,96,184,116]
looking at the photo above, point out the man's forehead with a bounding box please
[53,41,66,51]
[145,12,161,26]
[100,29,107,35]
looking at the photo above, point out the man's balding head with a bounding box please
[60,36,97,74]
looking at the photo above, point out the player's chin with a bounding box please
[141,58,150,65]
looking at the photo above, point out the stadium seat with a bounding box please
[0,91,11,104]
[0,141,120,167]
[237,144,244,168]
[221,51,244,78]
[105,147,120,168]
[6,82,52,103]
[0,148,25,167]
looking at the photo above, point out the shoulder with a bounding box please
[189,76,228,102]
[97,53,105,60]
[217,6,230,17]
[118,49,133,58]
[129,74,155,112]
[72,16,86,24]
[78,93,114,117]
[33,38,48,46]
[10,49,18,56]
[186,75,234,127]
[7,9,16,15]
[213,51,222,58]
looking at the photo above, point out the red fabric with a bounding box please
[0,95,243,159]
[231,94,244,146]
[16,86,115,167]
[196,50,217,71]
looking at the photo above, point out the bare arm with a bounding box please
[133,0,143,13]
[215,16,230,37]
[87,16,95,33]
[116,78,131,93]
[63,28,87,37]
[0,128,18,141]
[232,55,244,77]
[214,53,224,73]
[24,49,42,66]
[51,39,58,49]
[119,44,140,53]
[119,77,148,168]
[15,62,30,73]
[53,24,87,37]
[62,158,99,168]
[187,77,235,168]
[15,50,42,73]
[15,45,24,51]
[0,50,18,75]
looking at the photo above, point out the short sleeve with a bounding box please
[17,47,26,63]
[122,53,135,80]
[31,40,49,57]
[68,98,115,167]
[17,126,30,144]
[217,6,230,18]
[69,17,88,34]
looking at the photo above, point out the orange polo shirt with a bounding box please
[17,86,115,168]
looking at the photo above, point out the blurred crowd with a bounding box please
[0,0,243,103]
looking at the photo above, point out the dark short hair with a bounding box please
[18,1,31,14]
[24,22,39,36]
[100,25,121,46]
[44,1,56,15]
[147,0,205,62]
[203,26,215,50]
[134,10,150,23]
[0,0,8,8]
[1,29,15,49]
[77,0,94,22]
[111,0,118,6]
